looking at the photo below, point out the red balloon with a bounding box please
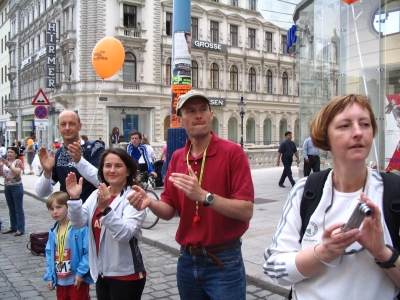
[341,0,359,4]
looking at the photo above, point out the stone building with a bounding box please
[6,0,299,150]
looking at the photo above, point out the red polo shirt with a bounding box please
[161,131,254,247]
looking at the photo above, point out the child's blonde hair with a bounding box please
[46,191,69,209]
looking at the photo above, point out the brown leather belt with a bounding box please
[185,239,240,268]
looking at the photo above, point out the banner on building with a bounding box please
[384,94,400,171]
[6,121,16,132]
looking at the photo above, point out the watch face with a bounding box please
[206,193,214,203]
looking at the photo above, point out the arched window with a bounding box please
[282,72,288,95]
[249,67,256,92]
[266,70,273,94]
[211,117,219,135]
[279,119,287,141]
[123,52,136,82]
[228,117,238,143]
[210,63,219,89]
[263,118,272,145]
[166,58,171,85]
[230,65,238,90]
[246,117,255,143]
[192,60,198,88]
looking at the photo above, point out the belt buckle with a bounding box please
[189,246,196,254]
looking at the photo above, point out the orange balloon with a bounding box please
[341,0,359,4]
[27,139,33,146]
[92,37,125,79]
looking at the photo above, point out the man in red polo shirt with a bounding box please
[129,91,254,299]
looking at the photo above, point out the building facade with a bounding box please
[7,0,299,150]
[0,0,11,146]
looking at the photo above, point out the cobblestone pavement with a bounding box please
[0,193,286,300]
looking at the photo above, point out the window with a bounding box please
[211,0,219,2]
[124,5,137,28]
[210,21,219,43]
[265,32,272,52]
[166,58,171,85]
[373,1,400,36]
[249,0,256,10]
[281,35,287,54]
[248,29,256,49]
[210,63,219,89]
[230,65,238,90]
[282,72,288,95]
[166,13,173,36]
[123,52,137,82]
[232,0,238,6]
[230,25,238,46]
[191,18,198,40]
[192,60,198,88]
[249,67,256,92]
[266,70,273,93]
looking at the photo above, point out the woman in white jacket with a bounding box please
[264,94,400,300]
[66,148,147,300]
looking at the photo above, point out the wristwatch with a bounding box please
[96,207,112,218]
[202,192,214,207]
[375,244,399,269]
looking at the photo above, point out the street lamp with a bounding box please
[238,96,246,148]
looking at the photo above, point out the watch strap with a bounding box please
[96,207,112,218]
[375,244,399,269]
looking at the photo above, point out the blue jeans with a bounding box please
[177,241,246,300]
[279,156,295,186]
[4,184,25,232]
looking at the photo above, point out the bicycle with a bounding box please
[138,172,160,229]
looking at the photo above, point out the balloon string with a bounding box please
[351,5,368,96]
[89,79,104,138]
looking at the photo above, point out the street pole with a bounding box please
[238,96,246,149]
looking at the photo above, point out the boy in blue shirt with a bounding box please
[43,191,92,299]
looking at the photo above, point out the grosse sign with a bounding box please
[192,40,228,53]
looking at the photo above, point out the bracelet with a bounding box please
[313,244,343,267]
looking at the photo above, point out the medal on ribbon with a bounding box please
[57,221,70,270]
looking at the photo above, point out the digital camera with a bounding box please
[341,199,372,232]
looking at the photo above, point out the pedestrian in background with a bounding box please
[66,148,147,300]
[44,191,92,299]
[129,91,254,299]
[276,131,300,187]
[26,139,35,175]
[141,135,156,163]
[0,147,25,236]
[0,143,6,158]
[303,136,320,176]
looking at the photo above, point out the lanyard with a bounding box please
[57,220,70,269]
[186,142,209,226]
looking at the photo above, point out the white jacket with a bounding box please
[264,168,399,300]
[68,187,147,282]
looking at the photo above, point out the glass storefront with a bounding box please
[295,0,400,171]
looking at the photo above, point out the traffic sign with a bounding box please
[35,119,48,130]
[34,106,49,119]
[32,88,50,105]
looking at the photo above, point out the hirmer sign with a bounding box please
[46,22,56,88]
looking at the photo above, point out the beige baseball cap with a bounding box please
[177,91,210,115]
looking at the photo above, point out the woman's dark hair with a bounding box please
[97,148,138,188]
[7,147,19,158]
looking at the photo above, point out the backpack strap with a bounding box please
[380,172,400,250]
[299,169,332,243]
